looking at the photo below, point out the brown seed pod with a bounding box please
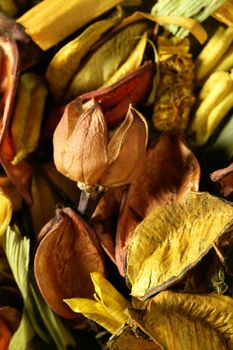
[34,207,106,318]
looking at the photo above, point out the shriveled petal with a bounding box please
[100,105,148,187]
[53,102,108,185]
[129,291,233,349]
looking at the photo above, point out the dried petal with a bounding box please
[64,272,130,333]
[115,133,200,276]
[100,105,148,187]
[0,192,12,237]
[108,324,160,350]
[126,192,233,299]
[34,208,105,318]
[53,101,108,185]
[129,291,233,349]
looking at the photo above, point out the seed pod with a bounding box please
[34,207,105,318]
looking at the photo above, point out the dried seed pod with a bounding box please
[11,72,48,165]
[115,133,200,276]
[34,207,105,318]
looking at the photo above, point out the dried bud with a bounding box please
[53,101,108,185]
[54,102,148,191]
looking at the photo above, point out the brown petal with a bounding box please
[34,207,105,318]
[115,133,200,276]
[81,61,154,126]
[100,105,148,187]
[53,102,108,185]
[90,186,125,263]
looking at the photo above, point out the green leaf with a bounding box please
[8,310,35,350]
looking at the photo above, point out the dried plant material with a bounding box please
[128,291,233,349]
[66,21,148,99]
[195,26,233,83]
[0,307,21,333]
[54,102,148,188]
[0,316,12,350]
[46,15,122,100]
[189,71,233,146]
[0,176,22,211]
[0,192,12,237]
[34,208,105,318]
[151,0,224,38]
[126,192,233,299]
[17,0,122,50]
[100,106,148,187]
[102,31,148,87]
[81,61,154,126]
[213,44,233,72]
[213,0,233,27]
[211,162,233,198]
[64,272,130,333]
[152,36,195,131]
[0,0,17,17]
[30,171,61,235]
[42,162,81,205]
[53,101,108,185]
[115,133,200,276]
[108,324,160,350]
[0,38,19,145]
[91,186,125,263]
[11,73,48,165]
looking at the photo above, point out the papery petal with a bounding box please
[100,105,147,187]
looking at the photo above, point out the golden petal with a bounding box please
[126,192,233,299]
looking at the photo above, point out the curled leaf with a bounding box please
[126,192,233,299]
[34,208,105,318]
[129,291,233,349]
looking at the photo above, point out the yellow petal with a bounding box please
[0,192,12,237]
[100,105,148,187]
[64,298,121,334]
[129,291,233,349]
[91,272,130,324]
[126,192,233,299]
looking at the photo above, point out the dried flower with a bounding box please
[53,101,148,190]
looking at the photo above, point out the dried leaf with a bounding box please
[34,208,105,318]
[0,192,12,237]
[129,291,233,349]
[53,101,108,185]
[64,272,130,333]
[126,192,233,299]
[66,21,148,99]
[115,133,200,276]
[46,15,122,100]
[100,105,148,187]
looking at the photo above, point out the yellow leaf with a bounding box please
[0,192,12,237]
[129,291,233,349]
[102,31,148,87]
[126,192,233,299]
